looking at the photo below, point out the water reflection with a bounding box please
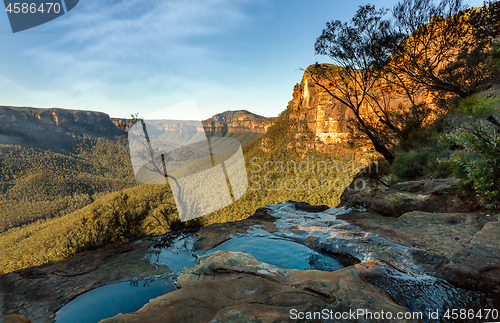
[55,278,176,323]
[206,235,345,271]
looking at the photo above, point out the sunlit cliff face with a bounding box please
[286,65,441,148]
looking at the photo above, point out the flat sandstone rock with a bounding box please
[100,251,419,323]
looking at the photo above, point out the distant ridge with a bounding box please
[0,105,123,152]
[0,106,275,152]
[111,110,276,135]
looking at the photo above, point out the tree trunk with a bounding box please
[487,116,500,131]
[366,131,395,164]
[353,109,396,164]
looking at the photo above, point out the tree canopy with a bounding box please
[311,0,500,163]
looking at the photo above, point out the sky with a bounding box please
[0,0,486,119]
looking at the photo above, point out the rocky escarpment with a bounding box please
[280,67,373,157]
[286,70,352,145]
[112,110,276,135]
[203,110,276,135]
[284,65,437,154]
[0,106,124,151]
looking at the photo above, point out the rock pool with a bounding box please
[55,278,176,323]
[54,202,499,323]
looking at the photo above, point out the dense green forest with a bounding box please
[0,135,137,234]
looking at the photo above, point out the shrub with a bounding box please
[64,192,151,256]
[154,205,205,232]
[447,94,500,210]
[390,151,429,181]
[486,36,500,78]
[362,158,393,187]
[420,146,454,179]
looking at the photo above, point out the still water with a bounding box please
[55,278,176,323]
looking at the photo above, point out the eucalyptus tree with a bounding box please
[311,5,403,163]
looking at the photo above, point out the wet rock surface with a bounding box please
[2,184,499,322]
[102,200,498,322]
[0,241,171,323]
[101,251,418,323]
[337,174,500,294]
[336,210,500,293]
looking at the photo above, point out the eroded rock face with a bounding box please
[2,198,498,322]
[287,70,352,145]
[337,206,500,294]
[203,110,276,135]
[101,251,419,323]
[284,65,441,156]
[112,110,276,135]
[337,173,500,293]
[100,200,497,322]
[0,106,122,137]
[0,106,124,151]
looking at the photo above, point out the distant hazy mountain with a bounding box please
[112,110,276,134]
[0,106,124,152]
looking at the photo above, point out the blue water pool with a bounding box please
[55,232,346,323]
[147,234,198,272]
[55,278,176,323]
[205,235,345,271]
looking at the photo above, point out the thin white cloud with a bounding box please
[28,0,260,69]
[18,0,265,116]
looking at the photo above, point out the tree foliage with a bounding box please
[390,0,499,98]
[0,135,137,233]
[64,192,151,256]
[311,0,500,165]
[311,5,401,163]
[446,95,500,209]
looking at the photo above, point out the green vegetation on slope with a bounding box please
[0,135,137,233]
[377,88,500,210]
[207,132,264,146]
[0,108,359,273]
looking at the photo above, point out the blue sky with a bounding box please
[0,0,485,119]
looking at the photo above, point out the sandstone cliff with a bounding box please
[0,106,124,151]
[202,110,275,135]
[286,67,351,145]
[111,110,276,135]
[284,64,438,155]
